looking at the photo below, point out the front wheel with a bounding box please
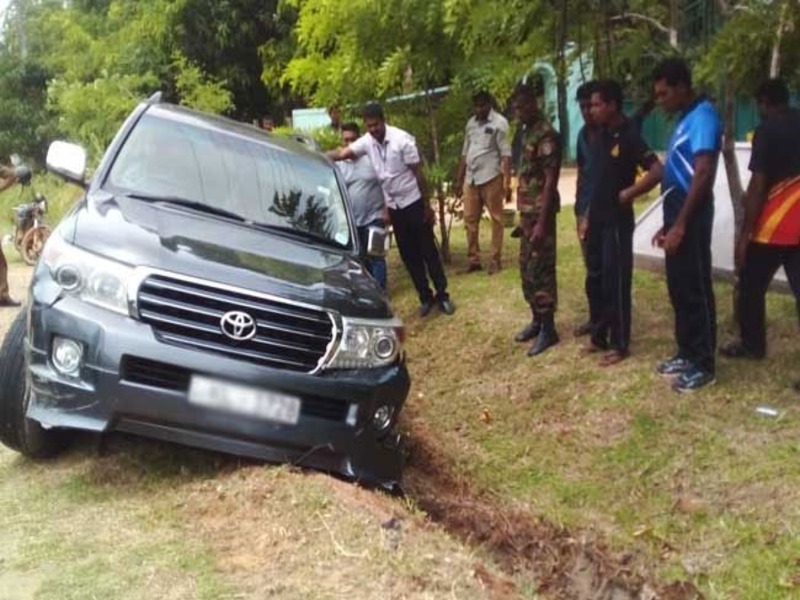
[20,225,51,266]
[0,310,67,457]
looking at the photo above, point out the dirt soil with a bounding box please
[402,419,705,600]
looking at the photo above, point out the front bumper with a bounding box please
[25,289,410,488]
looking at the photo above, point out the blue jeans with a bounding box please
[357,220,387,290]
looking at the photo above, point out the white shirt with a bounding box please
[349,125,422,210]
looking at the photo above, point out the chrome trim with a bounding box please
[129,266,340,374]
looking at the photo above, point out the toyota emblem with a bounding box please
[220,311,257,341]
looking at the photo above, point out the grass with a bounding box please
[391,204,800,599]
[1,182,798,598]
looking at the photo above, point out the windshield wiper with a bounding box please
[124,193,248,223]
[251,222,347,249]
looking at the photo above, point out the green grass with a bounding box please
[392,208,800,599]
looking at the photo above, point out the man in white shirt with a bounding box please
[327,103,455,317]
[455,91,512,274]
[337,122,388,290]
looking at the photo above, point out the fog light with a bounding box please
[373,404,394,432]
[52,337,83,376]
[373,334,396,360]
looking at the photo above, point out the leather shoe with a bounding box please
[0,297,21,308]
[439,298,456,315]
[461,263,481,274]
[487,262,501,275]
[527,315,559,356]
[419,300,435,318]
[720,340,764,359]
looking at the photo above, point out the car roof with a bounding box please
[143,103,330,167]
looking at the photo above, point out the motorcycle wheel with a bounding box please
[14,228,24,251]
[20,225,51,266]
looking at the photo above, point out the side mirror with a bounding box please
[46,141,87,188]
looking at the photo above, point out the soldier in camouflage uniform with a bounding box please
[512,83,562,356]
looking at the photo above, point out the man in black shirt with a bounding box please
[574,80,599,337]
[583,80,663,365]
[722,78,800,360]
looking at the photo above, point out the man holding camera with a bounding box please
[0,165,21,307]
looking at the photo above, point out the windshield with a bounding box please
[106,113,352,247]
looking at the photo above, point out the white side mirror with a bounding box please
[46,141,88,187]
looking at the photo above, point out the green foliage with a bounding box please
[172,53,234,115]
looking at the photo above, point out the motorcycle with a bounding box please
[7,155,51,266]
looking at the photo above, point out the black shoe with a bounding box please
[527,315,559,356]
[439,298,456,315]
[0,297,21,308]
[419,300,435,318]
[720,340,764,360]
[510,226,522,239]
[514,321,540,343]
[794,381,800,394]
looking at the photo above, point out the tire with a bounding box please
[20,225,51,266]
[0,310,66,457]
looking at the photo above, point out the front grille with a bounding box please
[137,274,334,373]
[120,356,349,422]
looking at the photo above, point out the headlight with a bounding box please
[327,316,404,369]
[42,233,134,315]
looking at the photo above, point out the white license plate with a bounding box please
[188,376,301,425]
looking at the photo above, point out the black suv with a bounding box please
[0,96,409,489]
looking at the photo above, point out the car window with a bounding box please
[106,113,351,247]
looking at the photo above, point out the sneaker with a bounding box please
[655,356,692,377]
[672,366,716,393]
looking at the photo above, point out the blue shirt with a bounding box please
[661,97,722,226]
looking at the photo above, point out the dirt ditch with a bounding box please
[401,422,704,600]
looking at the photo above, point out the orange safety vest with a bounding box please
[753,175,800,246]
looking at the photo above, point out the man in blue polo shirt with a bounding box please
[651,58,722,392]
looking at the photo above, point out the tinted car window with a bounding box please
[106,113,351,246]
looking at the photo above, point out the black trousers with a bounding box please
[737,242,800,356]
[389,199,448,304]
[586,218,634,353]
[665,219,717,373]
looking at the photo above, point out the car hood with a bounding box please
[70,193,391,319]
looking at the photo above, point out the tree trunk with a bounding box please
[722,82,744,323]
[669,0,679,50]
[425,91,450,264]
[770,0,790,77]
[556,0,570,157]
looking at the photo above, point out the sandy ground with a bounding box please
[0,256,30,335]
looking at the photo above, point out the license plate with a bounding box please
[188,376,300,425]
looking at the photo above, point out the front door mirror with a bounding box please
[46,141,88,188]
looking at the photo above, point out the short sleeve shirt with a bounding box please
[517,117,561,217]
[461,109,512,186]
[588,118,657,226]
[749,108,800,189]
[349,125,422,210]
[661,97,722,226]
[337,155,386,227]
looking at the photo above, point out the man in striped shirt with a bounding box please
[722,78,800,361]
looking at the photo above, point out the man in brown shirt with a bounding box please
[455,91,512,274]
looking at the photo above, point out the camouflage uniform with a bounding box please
[517,117,561,316]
